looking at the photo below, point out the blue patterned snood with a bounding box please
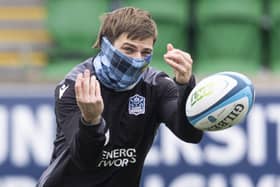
[93,37,152,91]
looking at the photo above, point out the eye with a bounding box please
[123,47,135,54]
[141,51,152,57]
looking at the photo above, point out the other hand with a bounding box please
[75,69,104,125]
[164,43,193,84]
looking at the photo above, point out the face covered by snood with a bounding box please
[93,37,152,91]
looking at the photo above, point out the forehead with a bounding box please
[113,33,153,50]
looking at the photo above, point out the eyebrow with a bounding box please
[122,42,153,52]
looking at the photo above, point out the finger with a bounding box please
[179,51,193,64]
[165,46,193,63]
[95,79,101,98]
[82,69,90,101]
[167,52,193,66]
[164,53,185,65]
[89,75,96,98]
[165,57,187,74]
[166,43,174,52]
[75,73,83,101]
[166,50,193,65]
[171,48,192,58]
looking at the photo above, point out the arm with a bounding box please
[55,70,106,169]
[158,43,203,143]
[73,69,105,168]
[157,75,203,143]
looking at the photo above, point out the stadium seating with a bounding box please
[46,0,110,63]
[0,4,49,68]
[270,0,280,73]
[121,0,189,75]
[194,0,263,75]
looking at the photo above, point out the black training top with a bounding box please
[37,57,203,187]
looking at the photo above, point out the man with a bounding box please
[37,7,203,187]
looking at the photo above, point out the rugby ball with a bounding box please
[185,72,255,131]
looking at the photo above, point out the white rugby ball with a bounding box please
[185,72,255,131]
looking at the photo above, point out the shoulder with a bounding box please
[55,57,95,100]
[142,67,176,87]
[57,57,95,87]
[142,67,178,98]
[63,57,95,82]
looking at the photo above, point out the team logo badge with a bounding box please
[59,84,69,99]
[128,94,145,116]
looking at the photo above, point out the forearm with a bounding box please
[161,75,203,143]
[70,117,107,170]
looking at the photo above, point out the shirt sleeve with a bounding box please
[54,79,106,169]
[156,74,203,143]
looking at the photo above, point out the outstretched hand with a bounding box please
[164,43,193,84]
[75,69,104,125]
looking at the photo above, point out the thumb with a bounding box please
[167,43,174,52]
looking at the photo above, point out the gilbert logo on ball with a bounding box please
[185,72,255,131]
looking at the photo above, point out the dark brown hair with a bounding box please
[93,7,158,48]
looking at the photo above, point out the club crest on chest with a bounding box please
[128,94,145,116]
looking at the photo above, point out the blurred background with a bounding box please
[0,0,279,187]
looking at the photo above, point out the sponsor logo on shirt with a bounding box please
[128,94,145,116]
[97,148,137,168]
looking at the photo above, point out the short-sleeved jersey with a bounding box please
[37,57,203,187]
